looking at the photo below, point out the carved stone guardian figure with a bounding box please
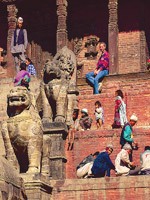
[40,46,78,125]
[1,86,43,173]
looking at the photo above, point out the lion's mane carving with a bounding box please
[1,86,43,173]
[40,46,78,124]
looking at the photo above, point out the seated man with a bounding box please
[76,151,99,178]
[86,42,109,94]
[79,108,93,131]
[140,146,150,175]
[120,114,138,162]
[115,143,140,176]
[91,144,115,177]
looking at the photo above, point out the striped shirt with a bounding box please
[96,51,109,71]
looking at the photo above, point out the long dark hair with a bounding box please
[95,100,102,107]
[26,57,33,64]
[116,89,124,98]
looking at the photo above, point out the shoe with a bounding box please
[98,82,102,92]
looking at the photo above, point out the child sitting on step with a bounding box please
[94,101,104,129]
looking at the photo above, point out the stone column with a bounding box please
[42,122,68,179]
[7,4,17,77]
[108,0,118,74]
[56,0,68,52]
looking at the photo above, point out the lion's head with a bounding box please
[7,87,31,117]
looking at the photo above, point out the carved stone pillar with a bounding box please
[42,122,68,179]
[108,0,118,74]
[7,4,17,77]
[56,0,68,52]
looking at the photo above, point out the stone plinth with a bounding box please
[21,173,52,200]
[0,156,26,199]
[42,122,68,179]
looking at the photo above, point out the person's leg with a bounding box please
[128,166,141,175]
[13,54,20,72]
[68,129,71,144]
[96,120,99,129]
[106,168,111,177]
[94,70,109,94]
[70,129,75,150]
[19,52,26,63]
[77,162,93,178]
[86,71,95,85]
[98,119,102,127]
[79,119,86,130]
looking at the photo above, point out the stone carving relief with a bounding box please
[0,47,7,67]
[73,38,83,56]
[40,46,78,125]
[1,87,43,173]
[85,36,98,59]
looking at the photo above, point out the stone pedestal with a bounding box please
[42,122,68,180]
[0,156,26,200]
[21,173,52,200]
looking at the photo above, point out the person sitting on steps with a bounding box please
[86,42,109,94]
[68,109,79,150]
[79,108,93,131]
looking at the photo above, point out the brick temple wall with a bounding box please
[118,31,148,74]
[65,128,150,179]
[77,72,150,128]
[75,31,148,78]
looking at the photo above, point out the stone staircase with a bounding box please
[65,71,150,180]
[77,72,150,129]
[0,73,150,199]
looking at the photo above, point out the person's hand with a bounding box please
[129,162,136,168]
[94,69,97,75]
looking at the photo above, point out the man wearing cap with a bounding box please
[91,145,115,177]
[115,143,141,176]
[79,108,93,130]
[120,114,138,149]
[11,17,28,72]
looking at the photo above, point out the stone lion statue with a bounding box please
[40,46,78,125]
[1,86,43,173]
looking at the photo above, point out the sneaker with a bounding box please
[98,82,102,92]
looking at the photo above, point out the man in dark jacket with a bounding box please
[91,145,115,177]
[11,17,28,72]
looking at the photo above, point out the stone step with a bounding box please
[77,72,150,96]
[77,72,150,128]
[51,176,150,200]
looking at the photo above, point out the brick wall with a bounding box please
[51,176,150,200]
[77,72,150,128]
[118,31,148,74]
[65,128,150,179]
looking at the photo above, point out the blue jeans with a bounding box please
[86,70,109,94]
